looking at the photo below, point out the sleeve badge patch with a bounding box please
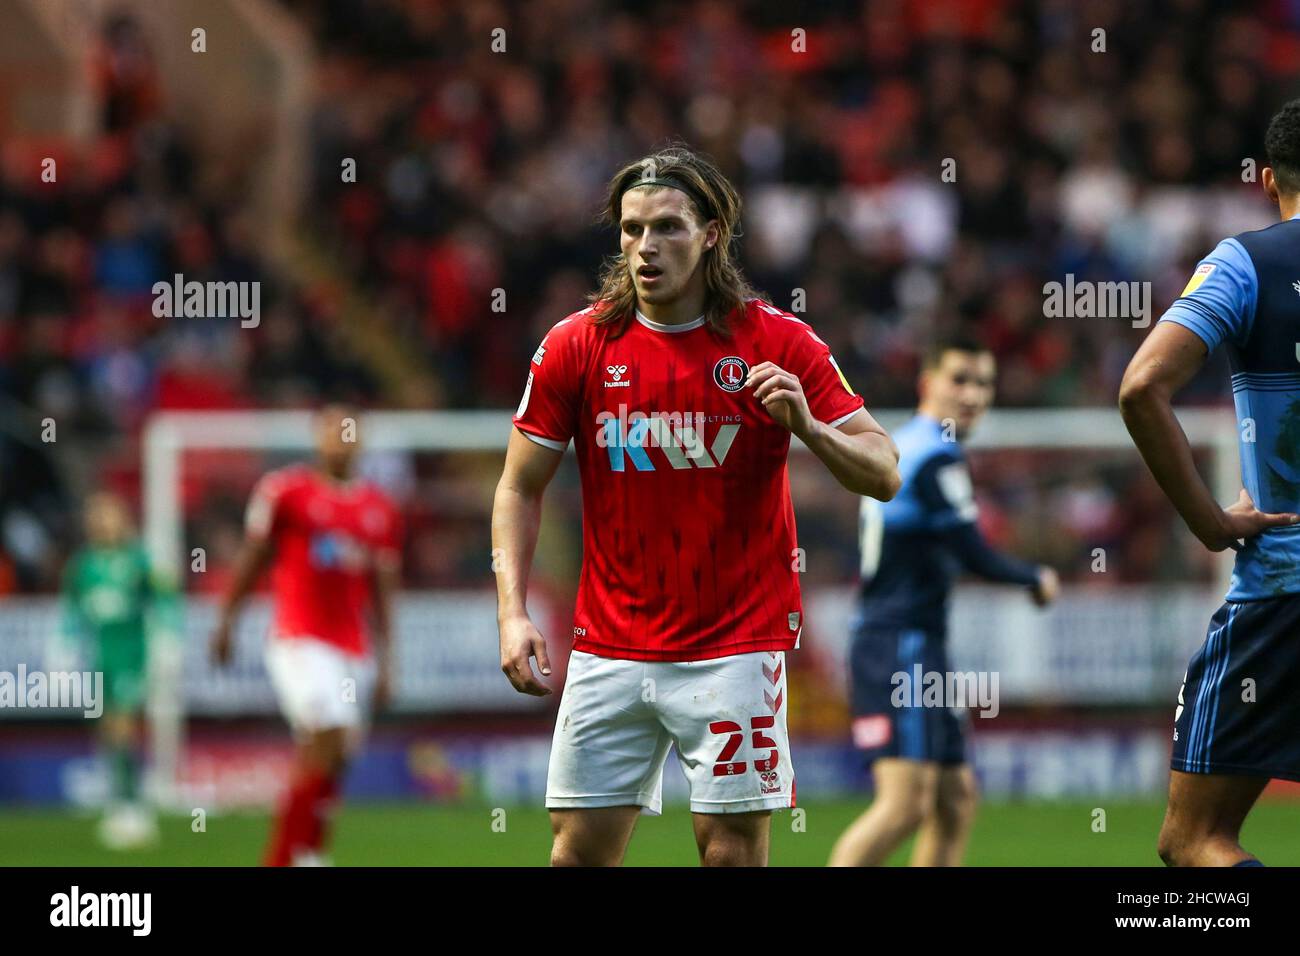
[1180,262,1215,297]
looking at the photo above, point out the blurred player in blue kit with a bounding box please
[831,336,1058,866]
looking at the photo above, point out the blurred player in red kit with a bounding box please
[211,405,401,866]
[493,146,902,866]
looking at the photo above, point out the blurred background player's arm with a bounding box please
[492,428,565,696]
[53,555,89,672]
[210,534,274,665]
[212,474,285,665]
[370,550,399,710]
[921,453,1058,606]
[947,523,1058,606]
[1120,261,1299,551]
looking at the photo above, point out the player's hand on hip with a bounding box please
[747,362,814,438]
[499,615,552,696]
[209,620,234,666]
[1031,566,1059,607]
[1206,489,1300,552]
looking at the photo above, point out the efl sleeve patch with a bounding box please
[1180,262,1215,297]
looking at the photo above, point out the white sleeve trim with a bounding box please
[518,428,568,452]
[827,408,862,429]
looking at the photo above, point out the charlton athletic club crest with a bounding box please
[713,355,749,392]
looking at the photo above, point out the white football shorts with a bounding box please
[264,636,376,745]
[546,649,794,815]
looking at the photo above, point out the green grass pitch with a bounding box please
[2,799,1298,866]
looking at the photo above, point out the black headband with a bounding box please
[620,174,714,220]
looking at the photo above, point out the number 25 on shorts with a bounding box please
[709,716,780,776]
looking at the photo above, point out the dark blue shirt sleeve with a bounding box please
[944,523,1040,586]
[914,451,1039,586]
[913,449,976,531]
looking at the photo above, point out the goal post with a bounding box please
[140,406,1240,808]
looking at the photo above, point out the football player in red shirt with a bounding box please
[212,405,401,866]
[493,147,902,866]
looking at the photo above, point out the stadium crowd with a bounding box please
[2,0,1295,592]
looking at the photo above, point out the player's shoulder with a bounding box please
[1173,235,1257,305]
[530,305,607,373]
[539,305,602,348]
[1230,217,1300,244]
[255,463,313,498]
[1216,219,1300,277]
[356,479,398,511]
[1200,222,1300,273]
[742,298,830,349]
[897,417,963,469]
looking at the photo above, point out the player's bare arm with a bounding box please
[1119,320,1299,550]
[747,361,900,500]
[210,535,274,665]
[370,555,399,709]
[493,427,565,696]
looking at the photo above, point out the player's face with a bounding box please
[922,350,996,438]
[315,406,359,477]
[85,493,129,546]
[619,187,718,306]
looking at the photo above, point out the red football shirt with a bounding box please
[513,298,865,662]
[245,464,401,657]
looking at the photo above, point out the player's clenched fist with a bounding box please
[499,614,552,696]
[747,361,814,438]
[1031,567,1059,607]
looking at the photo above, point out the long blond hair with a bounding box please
[586,145,764,337]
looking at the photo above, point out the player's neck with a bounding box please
[316,463,354,485]
[636,285,707,328]
[1281,194,1300,221]
[916,405,944,426]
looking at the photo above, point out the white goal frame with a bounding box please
[141,406,1240,807]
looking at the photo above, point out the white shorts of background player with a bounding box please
[264,636,376,750]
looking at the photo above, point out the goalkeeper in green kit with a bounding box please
[60,491,177,849]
